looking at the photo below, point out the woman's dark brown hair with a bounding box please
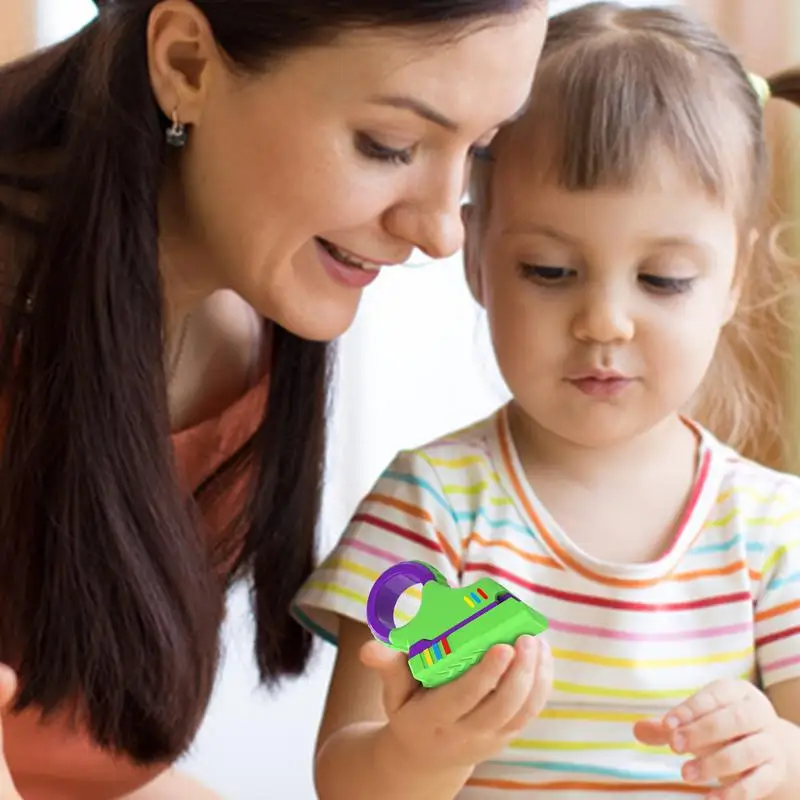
[766,67,800,106]
[0,0,533,766]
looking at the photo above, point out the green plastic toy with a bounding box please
[366,560,548,688]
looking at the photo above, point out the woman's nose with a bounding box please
[384,166,466,260]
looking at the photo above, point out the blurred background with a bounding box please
[1,0,799,796]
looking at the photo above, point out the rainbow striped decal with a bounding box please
[421,636,452,666]
[464,587,488,608]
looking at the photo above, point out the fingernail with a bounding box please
[664,715,680,729]
[497,645,514,666]
[683,762,698,781]
[672,733,685,753]
[540,638,551,655]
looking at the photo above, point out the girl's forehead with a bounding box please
[486,145,740,256]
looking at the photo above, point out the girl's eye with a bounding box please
[518,264,574,284]
[639,274,696,294]
[355,133,414,166]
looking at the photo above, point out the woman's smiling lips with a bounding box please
[314,236,407,288]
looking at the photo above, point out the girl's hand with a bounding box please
[361,635,553,773]
[0,666,21,799]
[634,678,788,800]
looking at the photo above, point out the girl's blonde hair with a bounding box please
[469,1,800,463]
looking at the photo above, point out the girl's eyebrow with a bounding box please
[502,225,716,257]
[501,223,577,244]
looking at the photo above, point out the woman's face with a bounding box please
[151,6,548,340]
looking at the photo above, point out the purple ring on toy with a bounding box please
[366,561,439,644]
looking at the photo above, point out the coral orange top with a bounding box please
[3,365,270,800]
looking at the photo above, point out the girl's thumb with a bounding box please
[359,641,418,715]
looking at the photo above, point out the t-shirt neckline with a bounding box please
[488,406,725,586]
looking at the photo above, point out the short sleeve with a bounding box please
[754,529,800,689]
[291,449,464,645]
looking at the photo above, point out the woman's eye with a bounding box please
[518,264,574,284]
[356,133,497,166]
[355,133,414,166]
[639,274,696,294]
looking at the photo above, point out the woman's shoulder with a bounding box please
[4,702,168,799]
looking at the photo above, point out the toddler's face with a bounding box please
[466,147,742,449]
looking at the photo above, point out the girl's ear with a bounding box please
[462,203,485,308]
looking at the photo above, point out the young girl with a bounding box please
[293,3,800,799]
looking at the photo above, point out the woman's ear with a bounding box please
[146,0,219,125]
[462,203,485,308]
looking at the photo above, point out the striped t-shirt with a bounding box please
[292,406,800,798]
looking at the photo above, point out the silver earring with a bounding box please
[166,109,187,147]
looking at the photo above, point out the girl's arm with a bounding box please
[313,617,473,800]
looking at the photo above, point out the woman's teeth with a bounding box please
[319,238,380,271]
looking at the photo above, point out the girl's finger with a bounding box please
[360,641,420,715]
[633,719,671,747]
[671,700,771,756]
[501,638,553,735]
[423,644,515,725]
[683,732,772,784]
[708,761,782,800]
[458,636,540,733]
[663,679,752,730]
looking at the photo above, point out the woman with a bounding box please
[0,0,548,797]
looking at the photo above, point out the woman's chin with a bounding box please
[269,298,362,343]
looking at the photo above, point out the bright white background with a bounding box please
[36,1,672,796]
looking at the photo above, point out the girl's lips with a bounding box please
[568,375,634,398]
